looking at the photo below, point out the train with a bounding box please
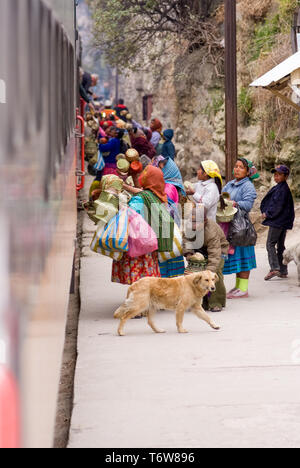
[0,0,82,448]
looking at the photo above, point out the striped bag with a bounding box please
[90,224,123,261]
[99,208,129,253]
[158,224,183,263]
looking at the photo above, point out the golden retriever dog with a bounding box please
[114,271,220,336]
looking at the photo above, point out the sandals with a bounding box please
[227,289,249,299]
[264,271,280,281]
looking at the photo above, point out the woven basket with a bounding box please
[126,149,140,162]
[185,259,208,274]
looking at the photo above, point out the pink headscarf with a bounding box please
[165,183,179,204]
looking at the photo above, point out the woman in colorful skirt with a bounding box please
[222,158,259,299]
[152,156,186,277]
[112,166,184,284]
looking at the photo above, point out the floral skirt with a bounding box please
[112,252,161,285]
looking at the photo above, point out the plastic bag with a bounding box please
[90,223,123,261]
[158,224,183,262]
[127,208,158,258]
[99,208,129,252]
[227,207,257,247]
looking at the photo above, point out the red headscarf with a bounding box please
[150,119,162,133]
[138,166,167,204]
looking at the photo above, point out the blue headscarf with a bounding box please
[161,129,175,160]
[157,157,186,196]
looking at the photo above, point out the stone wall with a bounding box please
[119,1,300,196]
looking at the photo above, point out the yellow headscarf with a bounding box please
[201,160,223,187]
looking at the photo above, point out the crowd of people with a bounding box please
[81,73,296,315]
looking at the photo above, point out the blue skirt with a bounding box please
[223,246,257,275]
[159,256,185,278]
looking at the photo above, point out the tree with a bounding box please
[87,0,223,71]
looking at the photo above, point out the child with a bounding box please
[261,165,295,281]
[185,160,223,222]
[161,129,176,160]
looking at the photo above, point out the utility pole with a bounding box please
[225,0,238,182]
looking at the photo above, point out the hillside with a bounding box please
[119,0,300,197]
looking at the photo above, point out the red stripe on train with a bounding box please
[0,365,20,448]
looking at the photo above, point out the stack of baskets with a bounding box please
[185,253,208,274]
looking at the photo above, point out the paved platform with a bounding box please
[69,199,300,448]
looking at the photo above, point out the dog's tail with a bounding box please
[114,291,135,319]
[114,305,126,319]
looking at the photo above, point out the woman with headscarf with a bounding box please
[129,127,156,159]
[186,160,223,222]
[222,158,258,299]
[151,157,186,277]
[150,118,163,150]
[87,174,124,225]
[96,127,125,180]
[153,156,186,204]
[112,166,177,285]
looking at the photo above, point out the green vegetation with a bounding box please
[248,0,298,62]
[202,91,224,119]
[238,87,253,125]
[211,95,224,115]
[249,14,281,62]
[278,0,299,27]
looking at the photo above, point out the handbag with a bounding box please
[94,150,105,172]
[127,208,158,258]
[158,224,183,263]
[99,208,129,252]
[227,207,257,247]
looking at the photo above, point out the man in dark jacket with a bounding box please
[261,165,295,281]
[80,72,99,111]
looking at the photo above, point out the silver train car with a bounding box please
[0,0,80,448]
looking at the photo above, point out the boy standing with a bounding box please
[261,165,295,281]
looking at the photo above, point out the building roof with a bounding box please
[250,50,300,88]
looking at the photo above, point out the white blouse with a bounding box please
[193,179,220,221]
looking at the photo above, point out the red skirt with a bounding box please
[112,252,161,285]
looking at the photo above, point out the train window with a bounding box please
[62,36,69,152]
[0,0,7,161]
[23,0,33,142]
[29,0,42,135]
[0,80,6,104]
[6,0,20,157]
